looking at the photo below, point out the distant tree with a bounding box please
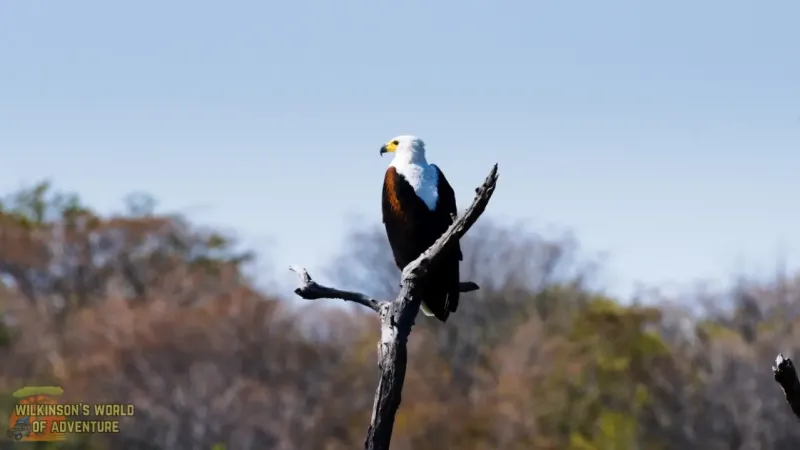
[0,181,367,449]
[4,178,800,449]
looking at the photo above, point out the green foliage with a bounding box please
[0,182,797,449]
[537,297,672,448]
[0,181,90,228]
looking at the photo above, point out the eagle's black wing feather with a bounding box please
[381,166,462,321]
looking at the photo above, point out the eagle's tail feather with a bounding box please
[419,280,459,323]
[417,248,461,322]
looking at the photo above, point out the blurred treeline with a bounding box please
[1,182,799,450]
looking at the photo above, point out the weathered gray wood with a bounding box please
[291,164,499,450]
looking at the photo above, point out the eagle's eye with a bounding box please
[392,140,399,146]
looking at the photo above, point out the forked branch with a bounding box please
[290,266,479,314]
[290,265,386,313]
[290,163,499,450]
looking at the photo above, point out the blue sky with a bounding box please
[2,0,798,300]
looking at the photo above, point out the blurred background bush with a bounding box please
[0,181,798,450]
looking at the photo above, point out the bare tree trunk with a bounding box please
[291,164,499,450]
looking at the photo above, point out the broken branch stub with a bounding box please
[774,353,800,421]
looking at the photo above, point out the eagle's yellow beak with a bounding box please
[379,141,397,156]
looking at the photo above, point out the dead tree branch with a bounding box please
[774,353,800,420]
[290,163,499,450]
[290,266,479,314]
[290,265,386,313]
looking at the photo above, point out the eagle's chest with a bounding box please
[395,164,439,211]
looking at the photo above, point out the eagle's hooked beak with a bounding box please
[379,145,387,156]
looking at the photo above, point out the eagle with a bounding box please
[379,135,462,322]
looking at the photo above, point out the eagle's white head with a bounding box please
[379,135,427,165]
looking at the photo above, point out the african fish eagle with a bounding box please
[379,135,462,322]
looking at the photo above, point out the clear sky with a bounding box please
[2,0,798,300]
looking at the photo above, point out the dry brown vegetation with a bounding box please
[1,181,799,449]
